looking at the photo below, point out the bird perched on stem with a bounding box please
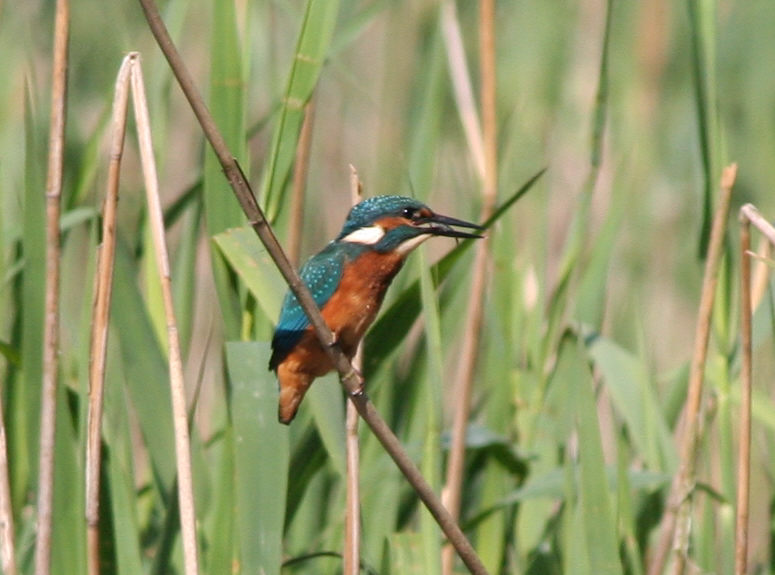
[269,195,482,424]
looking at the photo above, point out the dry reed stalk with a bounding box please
[288,98,316,267]
[35,1,69,573]
[0,394,17,575]
[648,164,736,575]
[749,238,771,310]
[137,2,488,571]
[734,202,775,575]
[440,0,485,182]
[735,207,752,575]
[344,166,363,575]
[344,397,361,575]
[130,55,200,575]
[85,54,133,575]
[442,1,498,573]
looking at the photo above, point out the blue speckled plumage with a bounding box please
[269,194,482,423]
[336,196,428,239]
[269,241,367,370]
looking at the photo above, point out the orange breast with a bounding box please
[277,250,406,380]
[320,250,406,357]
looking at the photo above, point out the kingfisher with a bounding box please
[269,195,482,424]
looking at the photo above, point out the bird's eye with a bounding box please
[402,207,419,220]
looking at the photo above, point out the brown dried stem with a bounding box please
[136,1,488,572]
[442,1,497,573]
[734,202,775,575]
[343,166,363,575]
[440,0,485,182]
[736,209,752,575]
[130,55,200,575]
[648,164,737,575]
[0,395,17,575]
[85,53,133,575]
[288,98,316,267]
[35,1,69,573]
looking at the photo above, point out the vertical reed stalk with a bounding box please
[130,56,200,575]
[0,393,17,575]
[344,166,363,575]
[440,0,485,182]
[288,99,316,267]
[648,164,736,575]
[136,2,488,571]
[35,1,69,573]
[84,54,133,575]
[442,1,497,572]
[735,212,751,575]
[734,203,775,575]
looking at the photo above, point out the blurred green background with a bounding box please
[1,0,775,573]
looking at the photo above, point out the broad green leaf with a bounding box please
[568,336,623,575]
[586,334,677,471]
[20,81,45,486]
[227,341,289,575]
[51,387,86,574]
[262,0,341,220]
[112,241,176,490]
[204,430,236,575]
[363,169,544,374]
[205,0,247,237]
[687,0,720,257]
[213,226,286,322]
[388,532,426,575]
[204,0,248,339]
[306,374,346,476]
[107,448,145,575]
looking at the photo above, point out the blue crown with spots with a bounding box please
[337,196,427,239]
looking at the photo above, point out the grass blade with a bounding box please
[261,0,340,220]
[226,342,289,575]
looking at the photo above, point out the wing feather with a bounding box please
[269,244,346,369]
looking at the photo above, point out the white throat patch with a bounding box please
[341,225,385,245]
[396,233,432,255]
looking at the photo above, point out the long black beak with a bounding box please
[422,212,483,239]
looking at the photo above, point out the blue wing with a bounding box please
[269,243,346,369]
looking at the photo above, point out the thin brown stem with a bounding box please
[136,1,488,572]
[0,393,17,575]
[648,164,736,575]
[85,53,133,575]
[344,398,360,575]
[734,202,775,575]
[344,166,363,575]
[749,237,771,310]
[131,56,200,575]
[35,1,69,573]
[736,209,753,575]
[440,0,485,182]
[288,98,316,267]
[442,1,497,573]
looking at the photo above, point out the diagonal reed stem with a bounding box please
[736,212,751,575]
[0,394,16,575]
[35,0,69,573]
[85,53,133,575]
[130,55,200,575]
[136,0,488,573]
[648,164,736,575]
[735,202,775,575]
[288,98,316,267]
[442,0,497,572]
[344,166,363,575]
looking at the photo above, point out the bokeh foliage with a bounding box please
[2,0,775,573]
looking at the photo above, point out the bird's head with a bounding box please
[336,195,482,255]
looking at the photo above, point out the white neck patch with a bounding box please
[396,233,432,255]
[341,225,385,245]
